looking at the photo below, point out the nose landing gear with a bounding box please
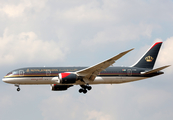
[15,84,20,92]
[79,85,92,94]
[17,87,20,91]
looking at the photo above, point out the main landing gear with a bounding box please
[15,84,20,92]
[79,85,92,94]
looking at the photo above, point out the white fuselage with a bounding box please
[2,76,147,85]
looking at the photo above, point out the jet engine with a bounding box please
[58,73,78,84]
[51,84,73,91]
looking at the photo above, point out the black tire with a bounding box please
[87,86,92,90]
[17,88,20,91]
[83,89,87,94]
[79,89,83,93]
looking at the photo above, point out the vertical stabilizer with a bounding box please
[132,42,162,69]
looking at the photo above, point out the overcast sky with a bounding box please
[0,0,173,120]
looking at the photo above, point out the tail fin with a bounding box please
[132,42,162,69]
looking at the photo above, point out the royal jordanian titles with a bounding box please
[2,42,170,94]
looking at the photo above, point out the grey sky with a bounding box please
[0,0,173,120]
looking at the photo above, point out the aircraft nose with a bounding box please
[2,78,6,82]
[2,78,9,83]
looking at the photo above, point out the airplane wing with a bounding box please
[141,65,171,75]
[76,48,134,83]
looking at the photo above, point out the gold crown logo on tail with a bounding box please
[145,56,154,62]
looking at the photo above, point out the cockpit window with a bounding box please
[12,71,18,75]
[6,72,12,76]
[6,71,19,76]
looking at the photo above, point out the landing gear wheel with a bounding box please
[79,84,92,94]
[83,89,87,94]
[79,89,83,93]
[79,88,87,94]
[87,86,92,90]
[15,84,20,92]
[17,88,20,91]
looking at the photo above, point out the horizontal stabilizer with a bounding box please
[141,65,171,75]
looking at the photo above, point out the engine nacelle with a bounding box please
[51,84,73,91]
[59,73,78,84]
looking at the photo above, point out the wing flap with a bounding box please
[141,65,171,75]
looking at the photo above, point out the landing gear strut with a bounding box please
[15,84,20,92]
[79,85,92,94]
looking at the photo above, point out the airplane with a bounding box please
[2,42,170,94]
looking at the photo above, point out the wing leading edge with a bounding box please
[76,48,134,83]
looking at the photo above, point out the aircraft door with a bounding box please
[19,70,24,76]
[127,69,132,76]
[46,69,51,76]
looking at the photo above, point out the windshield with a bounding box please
[6,72,12,76]
[6,71,19,76]
[12,71,18,75]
